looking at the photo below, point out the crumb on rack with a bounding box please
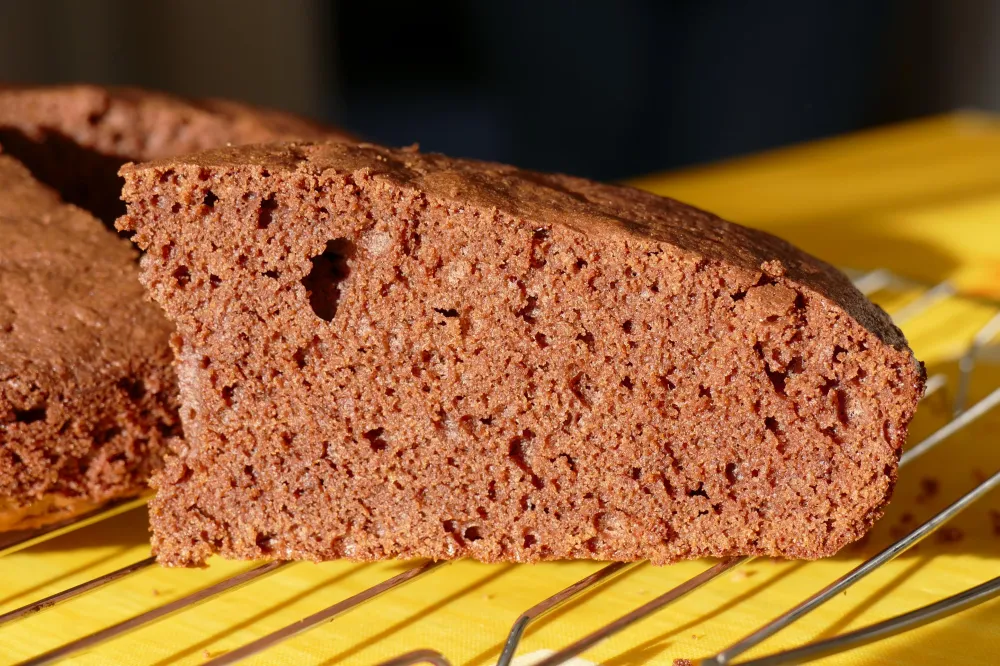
[989,509,1000,536]
[917,477,940,503]
[936,527,964,543]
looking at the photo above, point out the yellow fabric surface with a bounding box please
[2,113,999,665]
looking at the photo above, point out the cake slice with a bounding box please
[0,154,179,530]
[0,83,349,224]
[0,84,349,532]
[118,141,925,566]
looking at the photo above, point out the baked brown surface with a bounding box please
[119,141,925,567]
[0,154,180,530]
[0,83,349,224]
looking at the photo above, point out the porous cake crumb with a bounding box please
[119,141,925,566]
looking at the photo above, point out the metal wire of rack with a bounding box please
[1,267,998,666]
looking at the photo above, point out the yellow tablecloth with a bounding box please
[2,113,999,665]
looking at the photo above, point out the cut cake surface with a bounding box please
[118,141,925,566]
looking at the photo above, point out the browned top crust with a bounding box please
[0,84,351,223]
[0,83,349,158]
[0,154,167,375]
[123,140,914,358]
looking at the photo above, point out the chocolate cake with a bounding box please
[118,141,925,567]
[0,154,180,530]
[0,84,348,531]
[0,84,347,224]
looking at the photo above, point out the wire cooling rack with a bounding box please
[1,267,998,666]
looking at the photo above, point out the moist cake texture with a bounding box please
[0,154,180,530]
[119,141,925,566]
[0,83,347,224]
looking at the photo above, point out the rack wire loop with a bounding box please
[531,558,744,666]
[375,649,454,666]
[701,468,1000,666]
[733,574,1000,666]
[497,561,640,666]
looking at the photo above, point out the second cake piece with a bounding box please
[118,141,925,567]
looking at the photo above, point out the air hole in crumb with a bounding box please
[622,320,633,334]
[833,345,847,361]
[822,426,843,444]
[170,202,181,214]
[698,384,712,399]
[534,332,548,348]
[463,526,482,542]
[203,190,218,208]
[523,533,537,548]
[569,372,592,407]
[254,533,274,553]
[585,537,601,553]
[576,331,595,350]
[834,390,850,425]
[621,376,634,391]
[434,307,459,318]
[764,366,787,395]
[117,377,146,401]
[161,242,175,260]
[725,463,739,484]
[303,238,356,322]
[574,258,588,271]
[443,519,458,533]
[658,375,676,391]
[263,270,280,279]
[293,348,307,369]
[517,296,538,325]
[221,385,235,407]
[258,194,278,229]
[631,467,642,480]
[173,265,191,287]
[558,453,577,472]
[14,407,46,424]
[209,274,221,288]
[364,427,388,452]
[687,483,710,499]
[764,417,780,434]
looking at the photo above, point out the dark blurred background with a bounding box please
[0,0,994,180]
